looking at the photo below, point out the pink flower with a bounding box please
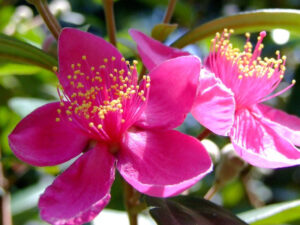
[130,29,300,168]
[130,29,235,135]
[8,28,212,225]
[204,30,300,168]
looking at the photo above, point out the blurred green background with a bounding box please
[1,0,300,224]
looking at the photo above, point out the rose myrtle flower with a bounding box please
[130,29,300,168]
[8,28,212,224]
[203,30,300,168]
[130,29,235,136]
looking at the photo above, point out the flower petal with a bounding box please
[135,56,201,130]
[117,129,212,197]
[231,108,300,168]
[129,29,190,70]
[257,104,300,146]
[8,102,89,166]
[191,69,235,135]
[58,28,127,94]
[39,143,115,225]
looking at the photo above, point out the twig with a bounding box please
[197,128,212,141]
[0,147,12,225]
[204,183,219,200]
[103,0,117,46]
[163,0,177,23]
[27,0,61,39]
[123,180,141,225]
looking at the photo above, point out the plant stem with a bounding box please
[103,0,117,47]
[204,183,219,200]
[0,147,12,225]
[27,0,61,40]
[197,128,212,141]
[123,180,141,225]
[163,0,177,23]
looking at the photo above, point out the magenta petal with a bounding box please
[39,143,115,225]
[231,108,300,168]
[8,102,89,166]
[58,28,127,94]
[135,56,200,130]
[191,69,235,135]
[257,104,300,146]
[117,129,212,197]
[129,29,190,70]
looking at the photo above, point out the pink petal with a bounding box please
[58,28,127,94]
[135,56,201,130]
[39,143,115,225]
[117,129,212,197]
[8,102,89,166]
[129,29,190,70]
[256,104,300,146]
[191,69,235,135]
[231,108,300,168]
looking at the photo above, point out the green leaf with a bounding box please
[151,23,178,42]
[0,63,44,76]
[172,9,300,48]
[0,33,57,71]
[145,196,248,225]
[238,199,300,225]
[0,6,14,31]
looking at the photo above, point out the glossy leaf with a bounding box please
[145,196,248,225]
[172,9,300,48]
[0,33,57,71]
[151,23,178,42]
[0,63,43,76]
[238,199,300,225]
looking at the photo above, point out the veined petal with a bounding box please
[129,29,190,70]
[39,143,115,225]
[117,129,212,197]
[8,102,89,166]
[256,104,300,146]
[135,56,200,130]
[191,69,235,135]
[231,108,300,168]
[58,28,128,94]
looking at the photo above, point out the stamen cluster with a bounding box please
[207,28,295,107]
[54,56,150,141]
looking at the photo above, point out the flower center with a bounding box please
[54,55,150,142]
[206,28,295,107]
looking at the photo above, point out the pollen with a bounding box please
[210,28,286,81]
[57,55,151,138]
